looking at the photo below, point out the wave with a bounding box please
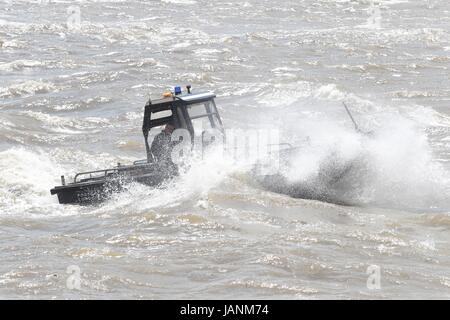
[18,110,111,132]
[161,0,197,4]
[254,84,450,211]
[90,148,242,215]
[0,60,43,72]
[0,80,57,99]
[0,148,67,217]
[0,147,134,217]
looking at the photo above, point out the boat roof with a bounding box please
[146,91,216,112]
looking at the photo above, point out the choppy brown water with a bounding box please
[0,0,450,299]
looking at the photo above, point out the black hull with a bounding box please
[50,163,174,204]
[51,181,105,204]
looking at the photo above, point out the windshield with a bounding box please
[187,101,211,118]
[186,100,223,134]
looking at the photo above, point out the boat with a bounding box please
[50,86,224,204]
[51,85,359,205]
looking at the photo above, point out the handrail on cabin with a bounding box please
[74,168,118,183]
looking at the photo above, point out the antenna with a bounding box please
[342,102,359,132]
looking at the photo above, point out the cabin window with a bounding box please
[190,116,213,136]
[151,109,172,120]
[187,103,208,118]
[186,101,224,138]
[187,102,214,133]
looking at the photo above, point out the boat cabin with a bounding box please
[142,87,224,162]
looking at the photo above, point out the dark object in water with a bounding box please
[252,143,362,206]
[50,87,224,204]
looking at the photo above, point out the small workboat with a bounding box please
[50,86,224,204]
